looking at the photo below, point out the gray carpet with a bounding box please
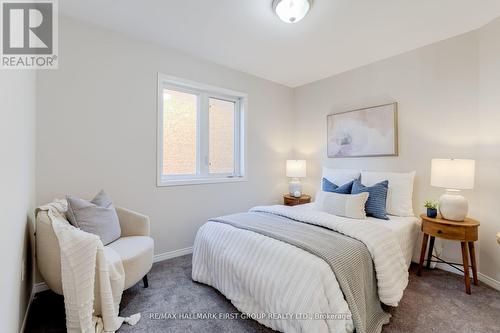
[25,254,500,332]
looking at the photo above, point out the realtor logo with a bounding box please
[1,0,58,69]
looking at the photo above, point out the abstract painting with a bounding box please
[327,103,398,158]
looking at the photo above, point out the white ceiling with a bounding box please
[61,0,500,87]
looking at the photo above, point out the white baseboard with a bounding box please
[20,286,36,333]
[435,262,472,275]
[32,247,194,296]
[33,281,49,294]
[153,246,193,263]
[478,272,500,291]
[435,263,500,291]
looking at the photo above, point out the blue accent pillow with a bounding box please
[322,178,354,194]
[351,180,389,220]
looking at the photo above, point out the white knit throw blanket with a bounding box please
[36,200,140,333]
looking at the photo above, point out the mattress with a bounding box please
[192,204,420,333]
[368,215,420,267]
[302,202,420,267]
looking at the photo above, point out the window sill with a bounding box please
[157,176,247,187]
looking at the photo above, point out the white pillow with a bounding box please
[316,192,369,219]
[322,167,361,186]
[361,171,416,217]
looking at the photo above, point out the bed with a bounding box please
[192,169,419,333]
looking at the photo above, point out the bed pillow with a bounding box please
[66,190,121,245]
[361,171,416,217]
[322,167,361,186]
[318,192,369,219]
[322,178,354,194]
[351,180,389,220]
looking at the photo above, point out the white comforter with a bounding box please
[192,205,419,333]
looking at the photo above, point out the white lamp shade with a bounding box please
[274,0,311,24]
[286,160,306,178]
[431,159,475,190]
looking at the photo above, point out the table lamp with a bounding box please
[430,159,475,221]
[286,160,306,197]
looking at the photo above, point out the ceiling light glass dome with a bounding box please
[273,0,311,24]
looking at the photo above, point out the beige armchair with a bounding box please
[36,206,154,295]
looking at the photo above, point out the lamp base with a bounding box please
[438,190,468,221]
[289,178,302,197]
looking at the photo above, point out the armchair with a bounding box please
[36,206,154,295]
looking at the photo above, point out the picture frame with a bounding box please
[327,102,398,158]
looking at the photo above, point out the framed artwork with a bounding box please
[327,102,398,158]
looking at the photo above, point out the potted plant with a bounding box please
[424,200,438,218]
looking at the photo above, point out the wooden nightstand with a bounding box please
[417,213,480,294]
[283,194,311,206]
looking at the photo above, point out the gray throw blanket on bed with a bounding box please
[209,211,390,333]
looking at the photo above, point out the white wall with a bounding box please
[35,16,500,289]
[293,31,480,267]
[293,23,500,284]
[0,71,37,332]
[36,17,293,257]
[478,17,500,282]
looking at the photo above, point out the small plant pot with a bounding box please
[427,208,438,218]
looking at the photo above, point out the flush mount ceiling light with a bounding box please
[272,0,312,24]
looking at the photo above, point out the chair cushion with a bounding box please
[105,236,154,289]
[66,190,121,245]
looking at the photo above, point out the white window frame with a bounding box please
[157,73,247,187]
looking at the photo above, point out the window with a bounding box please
[157,74,246,186]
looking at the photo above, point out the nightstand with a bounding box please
[417,213,480,294]
[283,194,311,206]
